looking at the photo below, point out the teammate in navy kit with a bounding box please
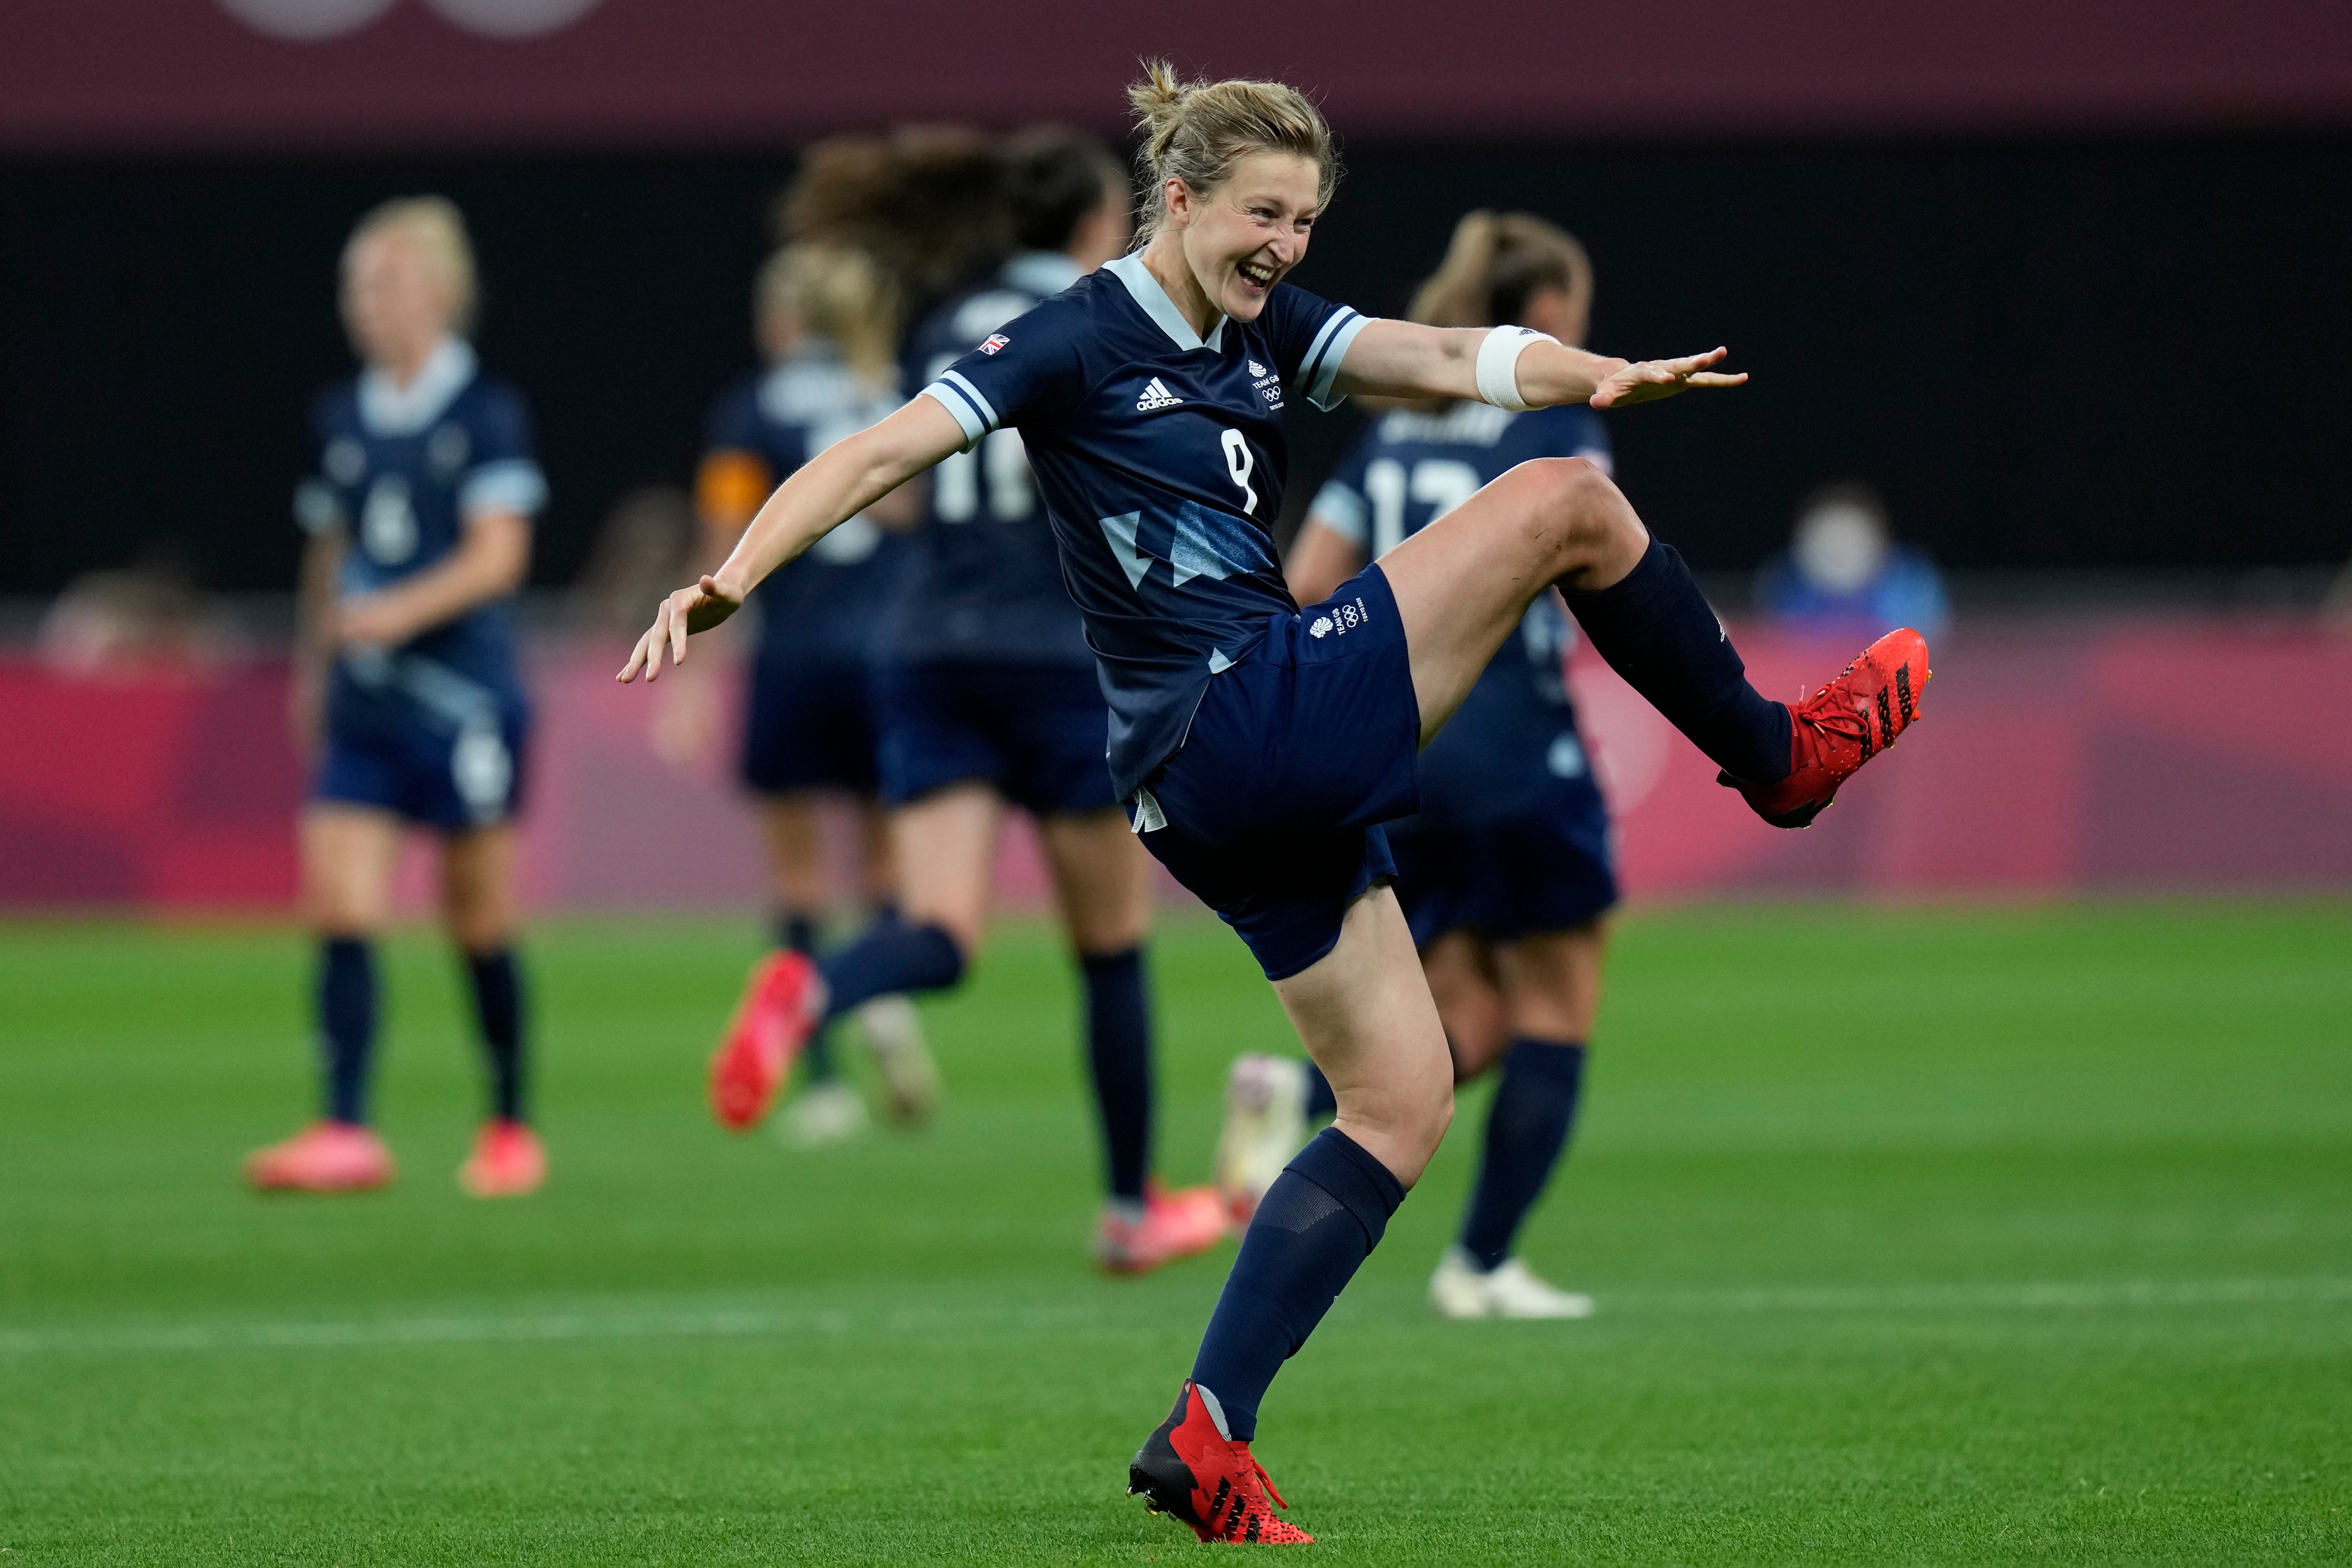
[623,67,1931,1541]
[1217,212,1621,1320]
[710,129,1226,1271]
[684,240,938,1146]
[247,198,549,1199]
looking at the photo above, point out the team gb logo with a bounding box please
[1309,616,1334,638]
[1248,360,1267,377]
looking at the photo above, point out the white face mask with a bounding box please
[1792,503,1890,594]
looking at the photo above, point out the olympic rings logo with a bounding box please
[217,0,604,41]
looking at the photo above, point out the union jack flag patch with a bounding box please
[979,333,1010,355]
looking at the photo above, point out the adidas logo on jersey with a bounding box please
[1135,377,1182,411]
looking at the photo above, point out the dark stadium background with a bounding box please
[3,135,2349,597]
[4,0,2350,601]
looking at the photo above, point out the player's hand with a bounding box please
[1590,347,1747,409]
[618,575,743,683]
[335,591,412,647]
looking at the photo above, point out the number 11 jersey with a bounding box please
[918,253,1367,800]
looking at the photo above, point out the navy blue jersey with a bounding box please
[295,338,545,722]
[893,252,1092,665]
[919,254,1367,798]
[703,342,912,665]
[1310,400,1614,766]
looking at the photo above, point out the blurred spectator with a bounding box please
[1756,481,1949,640]
[569,484,698,637]
[38,541,233,677]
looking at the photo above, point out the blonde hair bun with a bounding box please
[1127,61,1339,242]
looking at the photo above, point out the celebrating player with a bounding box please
[710,128,1226,1273]
[622,66,1929,1543]
[1217,211,1622,1320]
[679,240,938,1145]
[247,198,548,1198]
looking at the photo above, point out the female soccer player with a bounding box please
[623,67,1929,1542]
[1218,211,1623,1320]
[680,240,937,1145]
[716,128,1226,1271]
[248,197,548,1198]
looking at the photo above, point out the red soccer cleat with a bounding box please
[1721,627,1932,828]
[1128,1381,1313,1544]
[459,1119,546,1198]
[709,949,822,1132]
[244,1120,395,1193]
[1097,1182,1231,1276]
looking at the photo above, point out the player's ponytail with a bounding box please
[775,125,1008,316]
[756,242,899,390]
[1407,210,1591,338]
[1127,61,1340,244]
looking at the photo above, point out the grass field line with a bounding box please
[5,1274,2347,1359]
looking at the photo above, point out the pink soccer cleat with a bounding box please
[709,949,822,1132]
[459,1119,546,1198]
[1098,1182,1233,1276]
[245,1120,395,1193]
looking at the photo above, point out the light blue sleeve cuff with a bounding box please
[1308,480,1368,546]
[294,478,347,535]
[921,374,998,451]
[460,459,549,519]
[1298,309,1371,411]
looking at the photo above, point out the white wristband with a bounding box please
[1475,325,1557,413]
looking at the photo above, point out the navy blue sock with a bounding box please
[1079,946,1153,1204]
[774,912,843,1083]
[317,937,377,1125]
[1563,539,1791,783]
[1302,1059,1337,1121]
[1460,1039,1586,1271]
[819,918,965,1022]
[1191,1126,1406,1440]
[775,911,821,956]
[464,948,527,1123]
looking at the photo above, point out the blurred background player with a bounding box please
[1215,211,1622,1318]
[1756,479,1950,641]
[711,126,1228,1275]
[672,238,939,1146]
[245,197,548,1197]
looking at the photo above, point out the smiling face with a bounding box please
[1163,150,1322,324]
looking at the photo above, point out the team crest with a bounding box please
[979,333,1010,355]
[1248,360,1267,378]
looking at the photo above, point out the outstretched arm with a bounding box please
[1331,319,1746,411]
[619,395,965,683]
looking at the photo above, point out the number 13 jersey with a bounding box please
[919,253,1367,800]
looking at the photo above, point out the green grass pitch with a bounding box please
[3,900,2349,1563]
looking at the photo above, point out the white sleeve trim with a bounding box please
[1476,326,1558,413]
[1308,480,1368,546]
[460,459,549,520]
[294,478,347,535]
[921,377,994,451]
[1298,308,1369,411]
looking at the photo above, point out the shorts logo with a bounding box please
[1248,360,1267,377]
[1308,598,1370,640]
[980,333,1010,355]
[1135,376,1183,411]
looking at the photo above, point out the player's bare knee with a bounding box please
[1512,456,1617,570]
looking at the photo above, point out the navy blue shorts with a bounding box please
[1389,733,1619,948]
[315,700,531,833]
[1135,565,1421,982]
[875,659,1120,818]
[740,640,882,796]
